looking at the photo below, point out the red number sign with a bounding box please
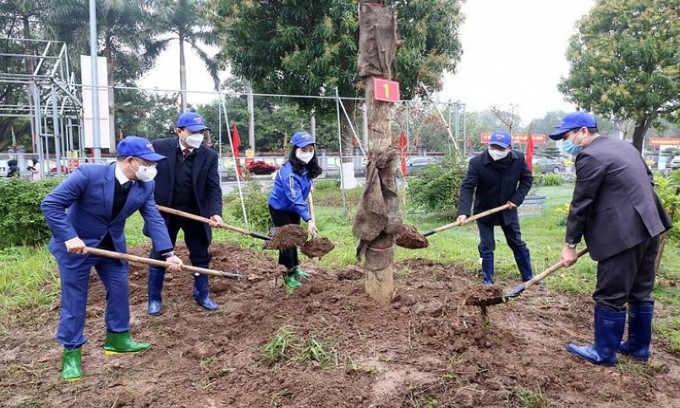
[373,78,400,103]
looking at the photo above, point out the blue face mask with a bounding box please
[563,138,584,155]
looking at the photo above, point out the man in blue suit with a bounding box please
[146,112,223,315]
[41,136,184,381]
[457,130,535,286]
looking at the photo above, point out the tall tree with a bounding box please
[208,0,463,182]
[150,0,222,112]
[558,0,679,152]
[47,0,157,152]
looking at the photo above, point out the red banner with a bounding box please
[481,133,546,144]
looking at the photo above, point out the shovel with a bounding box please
[85,247,241,280]
[156,204,271,241]
[422,203,512,237]
[465,247,589,307]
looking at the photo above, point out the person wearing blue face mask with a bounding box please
[549,111,672,366]
[457,130,536,286]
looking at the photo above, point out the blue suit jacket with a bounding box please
[41,163,173,268]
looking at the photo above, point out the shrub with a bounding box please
[406,155,467,214]
[0,177,61,249]
[535,173,563,187]
[226,181,272,232]
[655,173,680,243]
[245,160,279,175]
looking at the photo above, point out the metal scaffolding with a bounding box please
[0,37,83,177]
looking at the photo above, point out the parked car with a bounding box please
[405,156,440,174]
[671,156,680,170]
[533,158,565,174]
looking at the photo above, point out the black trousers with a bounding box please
[593,235,659,311]
[477,218,527,257]
[269,205,300,270]
[151,215,211,266]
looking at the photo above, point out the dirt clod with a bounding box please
[265,224,307,249]
[301,237,335,258]
[394,224,429,249]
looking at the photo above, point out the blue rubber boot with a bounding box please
[513,247,535,282]
[567,305,626,366]
[147,267,165,316]
[481,254,494,286]
[193,274,219,311]
[618,303,653,362]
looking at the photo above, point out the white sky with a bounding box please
[139,0,596,123]
[439,0,595,123]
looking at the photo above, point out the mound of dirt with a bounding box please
[1,244,679,407]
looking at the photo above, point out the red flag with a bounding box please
[231,125,242,177]
[526,133,534,172]
[399,131,408,176]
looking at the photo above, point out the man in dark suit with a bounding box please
[146,112,223,315]
[551,112,672,366]
[41,136,184,381]
[457,130,535,286]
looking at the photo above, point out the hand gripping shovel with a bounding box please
[465,248,588,307]
[156,204,271,241]
[85,247,241,280]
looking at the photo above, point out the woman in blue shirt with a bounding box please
[268,131,322,291]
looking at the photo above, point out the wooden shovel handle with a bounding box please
[422,203,512,237]
[524,247,589,290]
[156,205,270,241]
[84,247,240,280]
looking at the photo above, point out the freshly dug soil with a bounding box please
[464,284,505,306]
[1,243,679,408]
[301,237,335,258]
[265,224,307,250]
[394,224,429,249]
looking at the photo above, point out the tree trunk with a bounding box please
[357,1,399,305]
[179,38,187,112]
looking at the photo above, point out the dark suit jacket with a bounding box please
[41,163,172,268]
[458,150,533,225]
[151,138,223,238]
[567,137,672,261]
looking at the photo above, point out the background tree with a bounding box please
[208,0,463,164]
[47,0,157,152]
[558,0,680,152]
[150,0,222,112]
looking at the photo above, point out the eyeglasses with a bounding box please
[133,157,157,168]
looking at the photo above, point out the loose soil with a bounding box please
[2,242,679,407]
[394,224,429,249]
[266,225,308,250]
[301,237,336,259]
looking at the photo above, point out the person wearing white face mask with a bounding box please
[41,136,183,381]
[268,131,323,292]
[456,130,536,286]
[145,112,224,315]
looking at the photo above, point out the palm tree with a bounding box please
[150,0,222,112]
[46,0,156,152]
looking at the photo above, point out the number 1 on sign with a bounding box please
[383,83,390,99]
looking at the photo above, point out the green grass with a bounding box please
[1,183,678,348]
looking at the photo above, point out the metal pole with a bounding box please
[89,0,101,160]
[334,88,347,213]
[51,86,62,175]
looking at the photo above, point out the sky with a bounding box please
[439,0,595,123]
[139,0,596,124]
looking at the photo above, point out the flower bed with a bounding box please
[245,160,279,175]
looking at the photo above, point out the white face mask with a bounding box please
[296,150,314,164]
[134,161,158,182]
[185,133,204,149]
[488,148,510,161]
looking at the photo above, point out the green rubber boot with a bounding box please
[104,331,151,356]
[62,348,83,381]
[283,272,302,293]
[290,266,310,281]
